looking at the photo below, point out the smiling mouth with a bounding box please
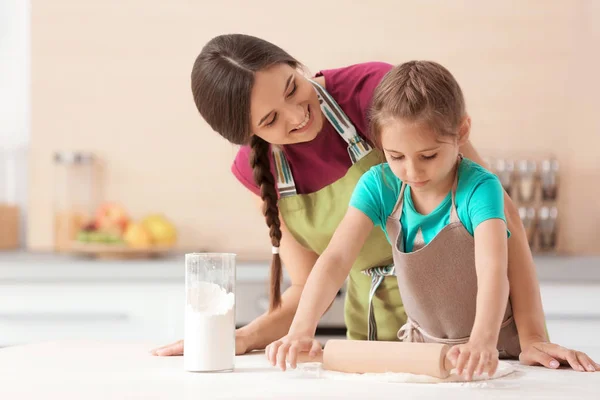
[290,106,312,134]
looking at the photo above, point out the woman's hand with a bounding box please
[150,332,251,357]
[519,341,599,372]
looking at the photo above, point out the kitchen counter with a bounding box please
[0,341,598,399]
[1,251,599,350]
[0,251,268,283]
[0,251,599,283]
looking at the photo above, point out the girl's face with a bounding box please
[249,63,323,145]
[380,117,469,193]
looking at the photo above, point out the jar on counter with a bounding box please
[53,151,97,252]
[0,146,27,250]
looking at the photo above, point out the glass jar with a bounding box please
[184,252,236,372]
[0,146,26,250]
[53,151,97,252]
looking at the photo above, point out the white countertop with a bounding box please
[0,251,599,283]
[0,251,270,283]
[0,341,598,399]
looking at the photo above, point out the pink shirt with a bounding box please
[231,62,393,196]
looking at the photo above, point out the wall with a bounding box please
[29,0,600,258]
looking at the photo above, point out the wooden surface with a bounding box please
[69,242,175,260]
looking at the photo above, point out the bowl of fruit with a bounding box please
[71,203,177,259]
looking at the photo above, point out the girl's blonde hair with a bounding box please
[369,61,466,147]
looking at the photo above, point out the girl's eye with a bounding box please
[422,154,437,160]
[391,155,404,161]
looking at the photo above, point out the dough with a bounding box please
[293,360,515,384]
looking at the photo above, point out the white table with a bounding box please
[0,341,599,399]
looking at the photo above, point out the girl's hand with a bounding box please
[447,340,500,381]
[265,334,322,371]
[519,342,599,372]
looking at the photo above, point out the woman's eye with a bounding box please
[266,114,277,127]
[391,155,404,161]
[422,154,437,160]
[287,82,297,97]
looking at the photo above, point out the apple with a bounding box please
[95,203,129,234]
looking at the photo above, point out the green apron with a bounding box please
[271,80,405,341]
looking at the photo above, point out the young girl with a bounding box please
[265,61,598,380]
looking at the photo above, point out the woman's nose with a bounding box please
[285,104,306,129]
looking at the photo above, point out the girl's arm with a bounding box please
[288,207,375,336]
[449,218,509,380]
[460,139,547,346]
[470,219,510,344]
[461,139,599,371]
[266,207,375,369]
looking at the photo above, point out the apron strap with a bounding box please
[449,154,463,224]
[398,317,470,345]
[398,314,516,345]
[390,182,407,220]
[271,145,297,198]
[361,264,395,341]
[390,183,407,252]
[310,80,373,163]
[271,80,372,197]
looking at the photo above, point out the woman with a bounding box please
[152,33,595,371]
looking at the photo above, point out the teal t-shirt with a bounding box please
[350,157,509,252]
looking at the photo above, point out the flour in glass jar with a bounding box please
[184,282,235,372]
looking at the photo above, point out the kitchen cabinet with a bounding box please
[1,252,599,349]
[0,282,184,346]
[540,283,600,349]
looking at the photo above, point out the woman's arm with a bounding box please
[236,196,320,352]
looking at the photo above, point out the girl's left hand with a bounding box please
[519,342,599,372]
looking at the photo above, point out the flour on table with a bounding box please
[291,360,515,385]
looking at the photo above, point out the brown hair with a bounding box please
[191,34,300,311]
[369,61,466,147]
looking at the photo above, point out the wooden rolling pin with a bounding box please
[297,340,454,379]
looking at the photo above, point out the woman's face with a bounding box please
[249,63,323,145]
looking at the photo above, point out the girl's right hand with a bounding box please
[266,334,322,371]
